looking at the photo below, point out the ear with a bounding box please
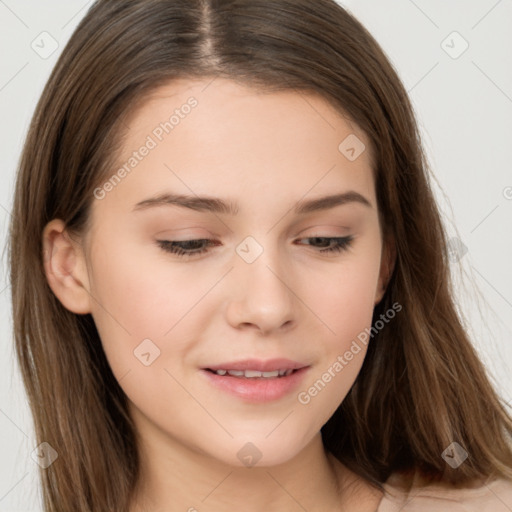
[42,219,92,314]
[374,232,396,306]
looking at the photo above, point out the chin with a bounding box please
[207,434,306,469]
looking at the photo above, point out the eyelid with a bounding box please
[154,228,213,237]
[156,234,354,259]
[154,225,353,246]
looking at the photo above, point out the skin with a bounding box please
[43,77,395,511]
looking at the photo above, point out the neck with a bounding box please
[129,422,352,512]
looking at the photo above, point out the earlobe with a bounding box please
[42,219,92,314]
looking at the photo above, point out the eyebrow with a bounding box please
[132,190,373,215]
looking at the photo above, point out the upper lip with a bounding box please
[203,358,309,372]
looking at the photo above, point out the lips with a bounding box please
[200,365,311,402]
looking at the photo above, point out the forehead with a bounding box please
[120,77,373,167]
[90,77,376,227]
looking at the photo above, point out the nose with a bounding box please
[225,242,296,335]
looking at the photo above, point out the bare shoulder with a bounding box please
[378,473,512,512]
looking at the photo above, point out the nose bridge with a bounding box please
[227,234,296,332]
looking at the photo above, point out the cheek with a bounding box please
[87,256,205,425]
[296,262,379,420]
[88,234,211,334]
[310,254,381,343]
[86,237,211,382]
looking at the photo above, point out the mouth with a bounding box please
[204,368,299,378]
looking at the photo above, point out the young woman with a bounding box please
[8,1,512,511]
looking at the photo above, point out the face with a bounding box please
[59,78,391,468]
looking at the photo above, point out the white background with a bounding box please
[0,1,511,510]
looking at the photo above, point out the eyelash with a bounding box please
[156,236,354,258]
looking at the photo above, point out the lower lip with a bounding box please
[200,367,310,403]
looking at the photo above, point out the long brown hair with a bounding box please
[8,0,512,510]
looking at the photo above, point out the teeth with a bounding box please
[213,368,294,378]
[244,370,279,378]
[226,370,245,377]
